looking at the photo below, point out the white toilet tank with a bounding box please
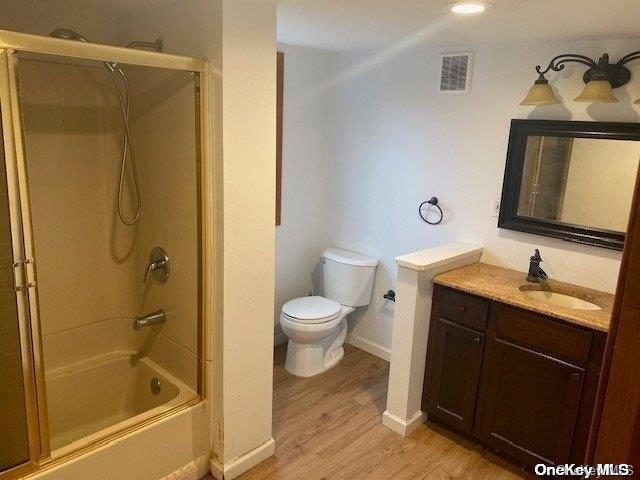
[322,248,378,307]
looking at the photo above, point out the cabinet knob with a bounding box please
[474,337,481,343]
[459,305,466,313]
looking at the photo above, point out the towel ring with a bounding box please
[419,197,443,225]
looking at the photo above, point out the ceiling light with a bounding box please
[445,2,493,15]
[521,51,640,107]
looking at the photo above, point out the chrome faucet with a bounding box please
[143,247,170,284]
[133,310,166,330]
[526,249,548,283]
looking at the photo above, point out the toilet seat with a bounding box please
[282,296,342,324]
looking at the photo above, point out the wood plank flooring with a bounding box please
[206,344,530,480]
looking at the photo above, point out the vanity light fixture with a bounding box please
[444,1,493,15]
[521,51,640,106]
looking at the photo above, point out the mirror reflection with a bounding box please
[517,136,640,233]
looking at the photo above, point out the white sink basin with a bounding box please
[522,290,602,311]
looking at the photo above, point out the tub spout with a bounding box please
[133,310,165,330]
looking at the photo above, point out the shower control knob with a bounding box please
[143,247,170,284]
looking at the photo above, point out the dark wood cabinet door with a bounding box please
[479,338,585,466]
[427,317,485,433]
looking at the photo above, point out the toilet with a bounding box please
[280,248,378,377]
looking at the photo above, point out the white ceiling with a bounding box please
[277,0,640,51]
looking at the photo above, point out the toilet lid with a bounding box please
[282,296,342,323]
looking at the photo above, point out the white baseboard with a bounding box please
[160,455,210,480]
[209,437,275,480]
[346,333,391,361]
[382,410,425,436]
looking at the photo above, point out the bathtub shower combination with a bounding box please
[0,30,206,478]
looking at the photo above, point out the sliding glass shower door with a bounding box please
[0,49,40,478]
[0,123,29,474]
[0,33,207,475]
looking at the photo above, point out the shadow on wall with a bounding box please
[586,93,639,122]
[310,260,322,296]
[527,103,572,121]
[110,200,139,264]
[345,259,395,339]
[379,293,395,317]
[346,307,367,335]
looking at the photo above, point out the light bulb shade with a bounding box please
[520,83,560,106]
[574,80,619,103]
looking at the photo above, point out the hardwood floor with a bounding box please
[216,344,529,480]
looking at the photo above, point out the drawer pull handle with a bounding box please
[459,305,466,313]
[473,337,481,343]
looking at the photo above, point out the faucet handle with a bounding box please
[143,260,164,283]
[143,247,170,284]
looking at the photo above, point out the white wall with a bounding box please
[274,43,331,339]
[219,0,277,469]
[321,38,640,354]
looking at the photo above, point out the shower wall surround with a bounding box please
[128,66,200,388]
[20,58,199,387]
[17,53,201,454]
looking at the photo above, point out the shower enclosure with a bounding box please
[0,30,208,479]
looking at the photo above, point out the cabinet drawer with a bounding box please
[438,288,489,330]
[496,305,592,365]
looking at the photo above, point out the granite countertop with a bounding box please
[433,263,613,332]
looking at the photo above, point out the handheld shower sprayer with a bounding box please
[49,28,142,225]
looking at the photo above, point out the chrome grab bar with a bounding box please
[133,310,166,331]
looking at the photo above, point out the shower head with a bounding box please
[49,28,90,43]
[49,28,122,74]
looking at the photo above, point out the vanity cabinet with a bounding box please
[423,285,606,471]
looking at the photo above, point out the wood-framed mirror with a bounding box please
[498,119,640,250]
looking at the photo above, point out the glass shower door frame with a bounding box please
[0,30,212,474]
[0,48,44,480]
[0,28,211,475]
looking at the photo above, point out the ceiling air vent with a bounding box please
[439,52,474,94]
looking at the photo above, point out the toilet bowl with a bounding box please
[280,296,354,377]
[279,248,378,377]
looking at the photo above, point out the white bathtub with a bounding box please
[45,351,196,457]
